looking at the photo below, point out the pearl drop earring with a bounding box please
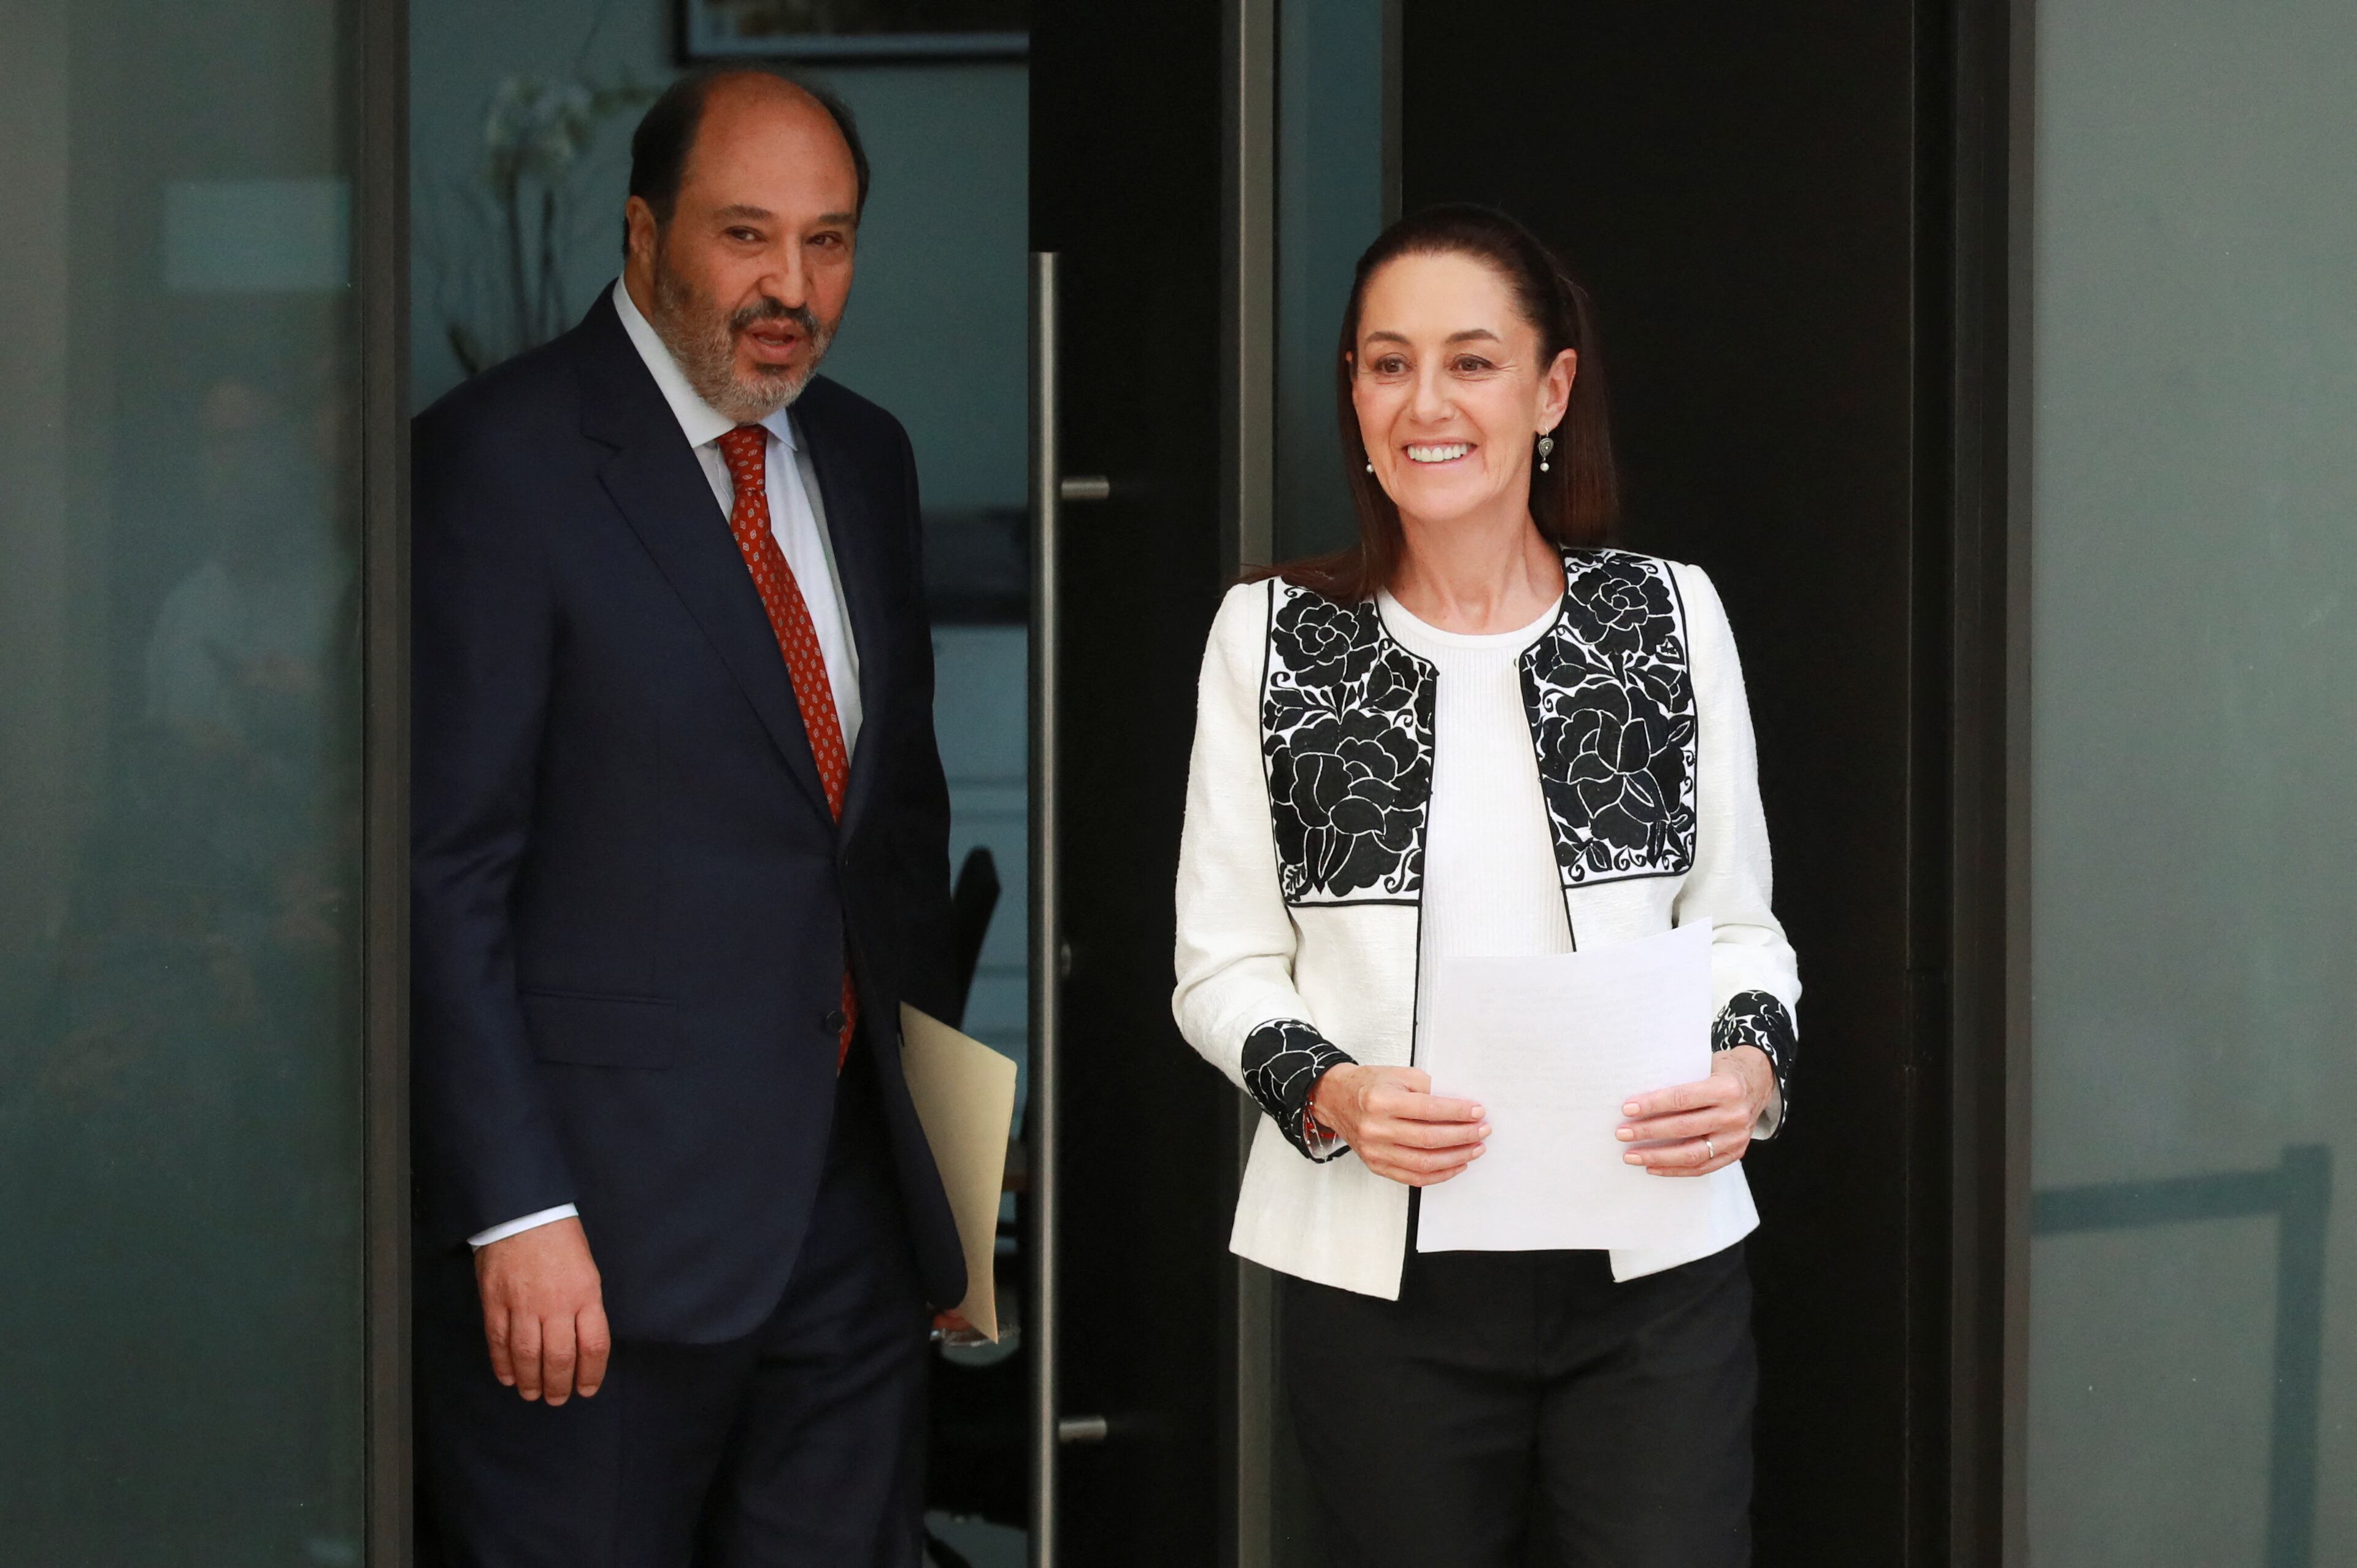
[1537,433,1555,472]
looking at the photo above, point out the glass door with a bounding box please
[0,1,386,1560]
[2021,1,2357,1561]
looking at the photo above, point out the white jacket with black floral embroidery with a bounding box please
[1172,548,1801,1299]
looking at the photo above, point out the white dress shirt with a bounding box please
[469,277,864,1251]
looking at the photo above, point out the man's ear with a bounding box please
[623,196,659,270]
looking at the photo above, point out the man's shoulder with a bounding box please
[795,374,910,458]
[413,329,588,455]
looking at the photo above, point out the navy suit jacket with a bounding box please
[410,292,966,1343]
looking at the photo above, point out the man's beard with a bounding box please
[650,247,837,424]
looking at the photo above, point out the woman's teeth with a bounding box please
[1406,442,1471,464]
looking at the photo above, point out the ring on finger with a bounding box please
[1704,1136,1717,1162]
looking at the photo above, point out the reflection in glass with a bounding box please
[0,2,366,1561]
[2026,1,2357,1561]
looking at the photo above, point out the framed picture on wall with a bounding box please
[678,0,1027,62]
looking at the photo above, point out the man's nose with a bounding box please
[758,241,809,308]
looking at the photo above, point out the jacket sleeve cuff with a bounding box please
[1713,990,1798,1139]
[1241,1019,1356,1163]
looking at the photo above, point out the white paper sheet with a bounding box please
[1415,921,1717,1254]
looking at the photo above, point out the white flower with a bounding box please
[482,75,538,156]
[480,74,607,183]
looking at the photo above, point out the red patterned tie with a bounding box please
[717,425,858,1069]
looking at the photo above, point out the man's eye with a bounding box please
[728,228,761,243]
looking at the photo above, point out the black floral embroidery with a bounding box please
[1520,551,1699,885]
[1712,990,1797,1131]
[1259,551,1694,902]
[1242,1018,1357,1161]
[1261,584,1436,904]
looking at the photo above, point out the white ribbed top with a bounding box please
[1377,590,1573,1032]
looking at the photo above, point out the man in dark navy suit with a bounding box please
[410,69,965,1566]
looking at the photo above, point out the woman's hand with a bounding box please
[1309,1064,1490,1186]
[1616,1045,1776,1177]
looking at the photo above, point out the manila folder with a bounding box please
[899,1004,1019,1342]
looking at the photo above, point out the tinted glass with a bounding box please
[0,2,367,1559]
[2026,2,2357,1560]
[1274,0,1388,563]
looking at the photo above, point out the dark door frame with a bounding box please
[1943,0,2028,1561]
[358,0,413,1562]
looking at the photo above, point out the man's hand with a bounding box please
[1307,1064,1490,1186]
[474,1216,611,1405]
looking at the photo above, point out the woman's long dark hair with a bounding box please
[1274,204,1620,601]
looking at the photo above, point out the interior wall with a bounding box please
[406,0,1028,513]
[1400,4,1931,1562]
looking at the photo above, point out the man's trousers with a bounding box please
[415,1044,932,1568]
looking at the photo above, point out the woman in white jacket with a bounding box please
[1172,206,1799,1567]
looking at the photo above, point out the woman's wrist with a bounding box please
[1308,1062,1361,1137]
[1720,1044,1775,1120]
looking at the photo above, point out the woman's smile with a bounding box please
[1405,441,1474,464]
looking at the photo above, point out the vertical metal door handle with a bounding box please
[1027,250,1063,1568]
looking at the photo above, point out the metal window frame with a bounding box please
[1945,0,2032,1560]
[357,0,413,1561]
[1218,2,1278,1564]
[1217,4,1399,1560]
[1221,0,1277,580]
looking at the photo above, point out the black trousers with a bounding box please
[1281,1231,1756,1568]
[415,1047,932,1568]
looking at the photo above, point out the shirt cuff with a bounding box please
[468,1204,580,1249]
[1240,1018,1356,1163]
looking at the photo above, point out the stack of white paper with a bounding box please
[1416,921,1717,1255]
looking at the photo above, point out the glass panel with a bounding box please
[0,2,367,1560]
[1274,0,1388,564]
[2026,2,2357,1562]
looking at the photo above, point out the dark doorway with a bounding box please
[1399,3,1949,1563]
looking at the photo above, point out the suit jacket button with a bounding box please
[823,1009,847,1032]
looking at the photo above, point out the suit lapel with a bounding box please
[572,298,836,826]
[794,386,899,842]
